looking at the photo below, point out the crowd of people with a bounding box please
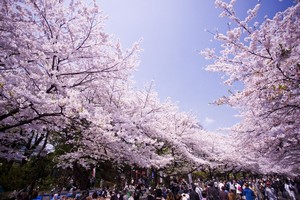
[45,176,299,200]
[165,177,299,200]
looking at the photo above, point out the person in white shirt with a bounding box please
[264,182,277,200]
[194,182,203,200]
[284,180,296,200]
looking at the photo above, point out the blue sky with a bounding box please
[98,0,296,131]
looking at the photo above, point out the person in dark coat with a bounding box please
[219,186,228,200]
[207,182,219,200]
[189,186,200,200]
[155,189,164,200]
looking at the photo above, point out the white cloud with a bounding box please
[204,117,215,125]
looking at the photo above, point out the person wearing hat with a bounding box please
[241,183,255,200]
[265,182,277,200]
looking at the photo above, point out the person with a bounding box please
[112,192,120,200]
[227,189,236,200]
[219,186,228,200]
[194,183,204,200]
[218,182,225,192]
[134,189,141,200]
[53,193,59,200]
[234,182,242,200]
[264,182,277,200]
[181,192,189,200]
[175,193,182,200]
[202,185,208,200]
[241,183,255,200]
[79,190,89,200]
[284,180,296,200]
[128,191,134,200]
[155,189,165,200]
[91,191,98,200]
[123,190,129,200]
[249,180,259,199]
[190,186,201,200]
[229,181,236,195]
[206,182,219,200]
[70,189,77,199]
[171,179,180,196]
[147,189,155,200]
[166,190,175,200]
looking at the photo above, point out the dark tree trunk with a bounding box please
[73,163,91,190]
[28,180,37,199]
[208,167,213,180]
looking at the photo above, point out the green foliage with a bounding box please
[193,171,210,180]
[0,153,56,191]
[0,161,25,191]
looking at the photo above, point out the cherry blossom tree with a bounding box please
[3,0,278,187]
[0,0,139,162]
[57,82,203,169]
[53,80,214,188]
[202,0,300,175]
[1,0,217,180]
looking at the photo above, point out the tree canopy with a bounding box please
[202,0,300,175]
[0,0,299,192]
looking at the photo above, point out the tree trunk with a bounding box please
[208,167,213,180]
[73,163,91,190]
[28,180,37,199]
